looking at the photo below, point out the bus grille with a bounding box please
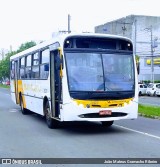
[79,112,127,118]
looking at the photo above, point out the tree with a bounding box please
[0,41,36,80]
[17,41,36,53]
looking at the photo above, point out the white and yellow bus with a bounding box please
[10,33,138,128]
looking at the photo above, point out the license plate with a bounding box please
[99,110,112,116]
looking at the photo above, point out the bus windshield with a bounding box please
[65,52,134,94]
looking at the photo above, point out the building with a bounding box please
[95,15,160,82]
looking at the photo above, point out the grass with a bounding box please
[138,104,160,119]
[0,84,10,89]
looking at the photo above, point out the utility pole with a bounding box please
[58,14,71,34]
[134,19,137,56]
[0,49,5,60]
[144,26,155,83]
[150,25,154,83]
[10,45,12,52]
[122,23,127,36]
[116,19,137,54]
[68,14,71,33]
[116,21,133,37]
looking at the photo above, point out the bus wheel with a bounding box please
[101,121,114,127]
[44,101,59,129]
[20,95,27,115]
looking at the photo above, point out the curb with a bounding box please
[138,113,160,120]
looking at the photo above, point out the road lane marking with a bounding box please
[9,109,19,113]
[114,124,160,140]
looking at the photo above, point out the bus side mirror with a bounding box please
[136,62,140,75]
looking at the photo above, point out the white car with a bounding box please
[146,83,160,96]
[138,84,147,96]
[156,84,160,97]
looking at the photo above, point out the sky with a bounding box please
[0,0,160,51]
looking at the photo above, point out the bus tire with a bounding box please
[101,121,114,127]
[20,95,27,115]
[44,101,59,129]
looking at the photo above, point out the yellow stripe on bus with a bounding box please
[58,47,63,78]
[73,98,133,108]
[18,80,26,108]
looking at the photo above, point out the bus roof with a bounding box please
[10,32,132,60]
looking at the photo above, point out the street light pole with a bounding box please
[58,14,71,34]
[144,26,154,83]
[150,25,154,83]
[68,14,71,33]
[134,19,137,56]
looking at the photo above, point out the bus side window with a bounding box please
[40,49,49,79]
[25,55,32,79]
[11,61,15,79]
[19,57,25,79]
[32,52,40,79]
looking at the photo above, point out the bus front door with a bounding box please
[14,60,19,104]
[50,50,62,119]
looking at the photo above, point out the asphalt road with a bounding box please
[139,96,160,106]
[0,88,160,167]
